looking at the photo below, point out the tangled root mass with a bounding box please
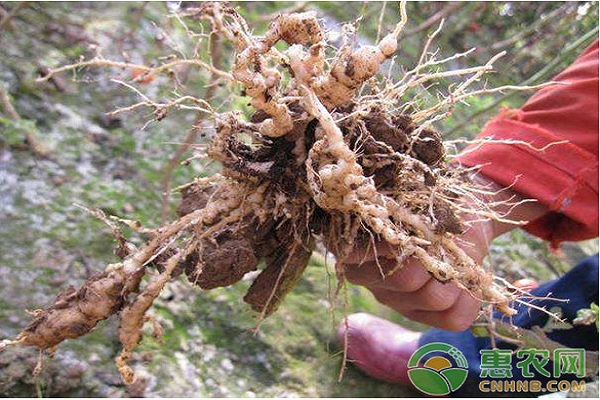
[2,3,522,384]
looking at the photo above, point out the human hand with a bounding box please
[343,218,492,331]
[343,174,550,331]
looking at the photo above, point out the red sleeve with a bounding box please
[458,41,599,247]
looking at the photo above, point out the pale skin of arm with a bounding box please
[343,174,550,331]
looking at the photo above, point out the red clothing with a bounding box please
[458,41,599,247]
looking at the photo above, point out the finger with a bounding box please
[404,291,480,331]
[371,260,431,292]
[344,258,431,293]
[344,257,398,287]
[412,278,463,312]
[345,240,395,264]
[370,278,462,313]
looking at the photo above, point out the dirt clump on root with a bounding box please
[186,232,260,290]
[2,3,522,385]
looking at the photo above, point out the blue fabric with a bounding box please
[418,253,599,397]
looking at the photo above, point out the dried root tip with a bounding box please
[33,349,44,376]
[116,350,136,385]
[0,338,26,350]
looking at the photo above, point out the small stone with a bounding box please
[220,358,234,372]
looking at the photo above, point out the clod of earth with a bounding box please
[1,3,525,384]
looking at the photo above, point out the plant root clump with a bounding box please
[2,3,526,384]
